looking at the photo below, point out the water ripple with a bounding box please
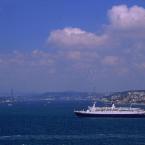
[0,134,144,140]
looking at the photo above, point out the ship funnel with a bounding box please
[111,104,115,110]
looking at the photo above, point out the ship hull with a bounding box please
[75,112,145,118]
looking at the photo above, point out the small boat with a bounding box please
[74,103,145,118]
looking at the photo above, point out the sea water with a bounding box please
[0,101,145,145]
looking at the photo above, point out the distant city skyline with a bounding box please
[0,0,145,94]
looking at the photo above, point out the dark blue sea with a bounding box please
[0,101,145,145]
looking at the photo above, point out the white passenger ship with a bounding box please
[74,103,145,118]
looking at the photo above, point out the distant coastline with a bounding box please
[0,90,145,105]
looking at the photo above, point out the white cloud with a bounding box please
[48,5,145,50]
[108,5,145,30]
[48,27,109,49]
[46,4,145,78]
[0,51,55,67]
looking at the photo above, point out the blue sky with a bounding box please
[0,0,145,94]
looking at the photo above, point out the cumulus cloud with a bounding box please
[46,4,145,78]
[48,5,145,50]
[108,5,145,30]
[48,27,109,49]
